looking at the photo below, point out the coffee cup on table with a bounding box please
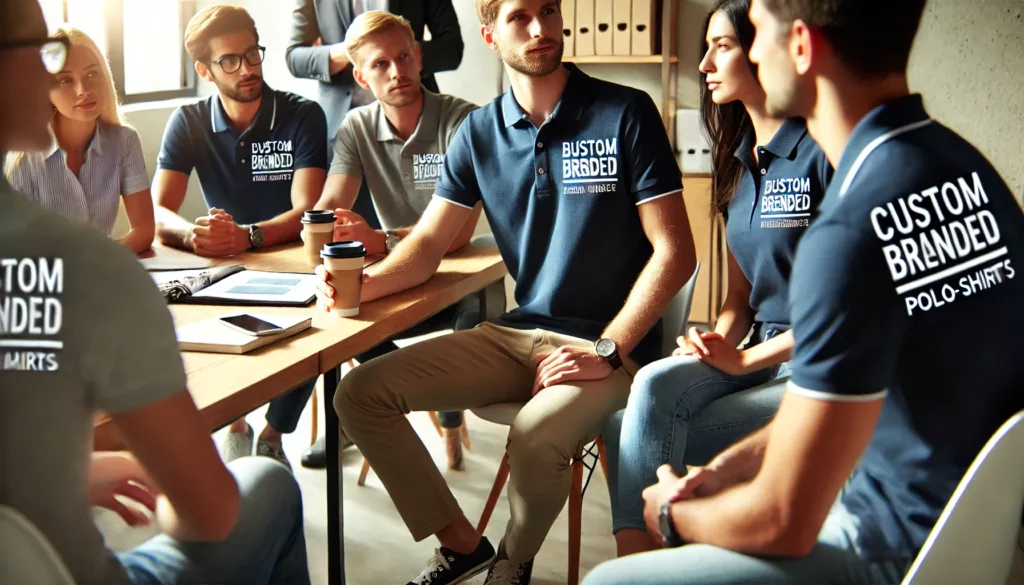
[321,241,367,317]
[301,210,336,269]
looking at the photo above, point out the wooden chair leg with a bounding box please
[357,459,371,487]
[460,418,471,450]
[428,411,444,437]
[595,436,609,480]
[568,452,584,585]
[310,387,319,446]
[477,453,510,534]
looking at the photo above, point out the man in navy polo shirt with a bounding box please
[314,1,695,582]
[582,1,1024,584]
[153,6,328,469]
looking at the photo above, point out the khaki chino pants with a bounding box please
[334,322,637,563]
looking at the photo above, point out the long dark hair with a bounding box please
[699,0,758,217]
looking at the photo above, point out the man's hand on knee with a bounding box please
[532,345,613,395]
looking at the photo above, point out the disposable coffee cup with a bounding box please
[321,241,367,317]
[301,210,336,269]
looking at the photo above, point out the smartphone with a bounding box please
[218,314,285,337]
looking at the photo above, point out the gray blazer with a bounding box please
[285,0,464,143]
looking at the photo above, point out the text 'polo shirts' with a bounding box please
[788,94,1024,560]
[329,89,476,231]
[726,118,831,332]
[157,84,327,226]
[435,65,682,366]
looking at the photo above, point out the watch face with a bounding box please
[595,338,616,358]
[250,226,264,248]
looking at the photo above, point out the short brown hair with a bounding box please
[761,0,926,78]
[184,5,259,63]
[474,0,504,27]
[344,11,416,66]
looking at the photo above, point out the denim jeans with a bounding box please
[118,457,309,584]
[603,326,790,533]
[582,499,911,585]
[265,378,318,434]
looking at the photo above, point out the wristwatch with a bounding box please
[594,338,622,370]
[248,224,265,250]
[659,502,685,548]
[385,230,401,253]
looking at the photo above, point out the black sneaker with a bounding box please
[483,558,533,585]
[407,537,496,585]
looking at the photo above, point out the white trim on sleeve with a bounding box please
[786,380,889,403]
[432,193,474,210]
[635,188,683,206]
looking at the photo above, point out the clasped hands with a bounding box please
[674,326,752,376]
[188,208,249,257]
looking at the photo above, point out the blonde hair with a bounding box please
[5,25,124,180]
[184,5,259,63]
[344,10,416,66]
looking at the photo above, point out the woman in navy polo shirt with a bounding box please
[5,26,154,254]
[605,0,833,556]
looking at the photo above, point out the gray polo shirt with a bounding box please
[329,88,476,230]
[0,179,186,584]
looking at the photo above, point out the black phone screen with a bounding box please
[219,314,282,334]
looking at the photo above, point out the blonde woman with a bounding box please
[6,25,154,254]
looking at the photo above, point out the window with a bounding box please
[40,0,197,104]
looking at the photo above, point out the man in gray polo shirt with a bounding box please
[301,10,491,470]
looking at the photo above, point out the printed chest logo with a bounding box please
[760,177,812,228]
[251,140,294,182]
[871,172,1014,317]
[412,153,444,190]
[561,138,619,195]
[0,258,63,372]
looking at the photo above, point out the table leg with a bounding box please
[325,366,344,585]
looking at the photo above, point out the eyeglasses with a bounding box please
[0,37,71,74]
[211,46,266,74]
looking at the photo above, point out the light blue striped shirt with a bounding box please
[7,122,150,236]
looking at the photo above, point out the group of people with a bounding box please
[0,1,1021,585]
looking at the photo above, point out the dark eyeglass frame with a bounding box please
[210,45,266,74]
[0,36,71,74]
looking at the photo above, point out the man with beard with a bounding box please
[153,5,328,469]
[300,10,486,472]
[313,1,695,582]
[582,1,1024,585]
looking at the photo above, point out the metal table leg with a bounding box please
[325,366,344,585]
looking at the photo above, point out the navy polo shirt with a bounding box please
[435,64,682,366]
[157,84,327,225]
[788,94,1024,560]
[726,118,831,333]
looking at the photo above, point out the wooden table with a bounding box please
[94,241,507,585]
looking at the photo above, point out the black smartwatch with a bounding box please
[594,338,622,370]
[659,502,684,548]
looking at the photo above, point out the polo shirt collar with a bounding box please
[500,63,588,128]
[374,86,442,143]
[210,82,278,134]
[45,120,106,160]
[733,117,806,163]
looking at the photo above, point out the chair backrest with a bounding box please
[900,410,1024,585]
[0,506,76,585]
[660,263,701,359]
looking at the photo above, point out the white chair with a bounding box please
[901,410,1024,585]
[472,263,701,585]
[0,506,75,585]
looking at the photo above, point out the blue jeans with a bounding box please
[265,378,318,434]
[604,329,790,533]
[582,499,911,585]
[118,457,310,585]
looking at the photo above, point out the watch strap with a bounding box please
[660,502,684,548]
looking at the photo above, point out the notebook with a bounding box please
[176,314,312,354]
[152,267,319,306]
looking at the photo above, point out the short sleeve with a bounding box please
[156,107,195,175]
[788,219,907,398]
[327,112,363,179]
[623,93,682,204]
[118,127,150,196]
[292,102,328,170]
[433,119,481,209]
[78,239,186,412]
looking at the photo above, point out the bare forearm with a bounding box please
[155,206,194,250]
[362,236,440,301]
[741,331,794,372]
[117,227,154,255]
[603,245,692,355]
[256,209,304,247]
[714,297,755,348]
[707,423,772,483]
[669,479,790,554]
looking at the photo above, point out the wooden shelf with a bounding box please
[564,55,678,64]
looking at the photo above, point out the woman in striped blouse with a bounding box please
[5,25,155,254]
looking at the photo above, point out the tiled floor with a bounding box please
[96,377,619,585]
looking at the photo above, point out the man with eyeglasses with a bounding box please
[152,5,329,469]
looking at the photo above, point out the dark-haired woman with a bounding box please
[603,0,833,557]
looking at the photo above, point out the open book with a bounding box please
[150,267,319,306]
[176,314,312,354]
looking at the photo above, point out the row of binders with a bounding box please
[563,0,659,57]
